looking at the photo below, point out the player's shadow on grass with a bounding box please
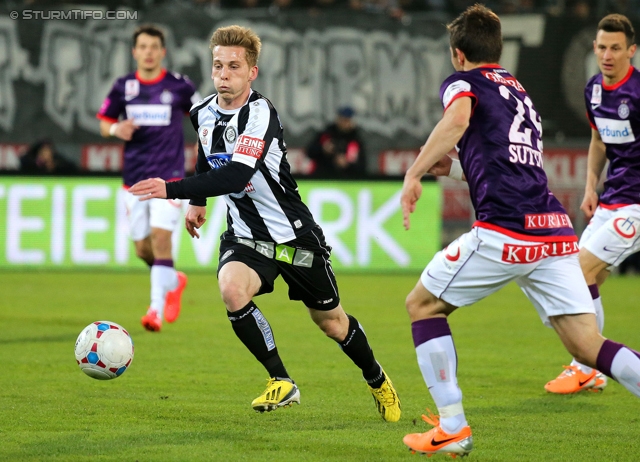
[470,395,608,417]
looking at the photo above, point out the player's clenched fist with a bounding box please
[129,178,167,200]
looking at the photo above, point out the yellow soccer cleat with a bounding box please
[403,409,473,458]
[251,378,300,412]
[544,365,599,394]
[368,370,401,422]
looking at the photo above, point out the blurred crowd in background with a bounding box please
[12,0,640,21]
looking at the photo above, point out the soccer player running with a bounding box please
[545,14,640,394]
[400,5,640,457]
[128,25,401,420]
[97,25,199,332]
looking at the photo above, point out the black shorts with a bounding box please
[217,226,340,311]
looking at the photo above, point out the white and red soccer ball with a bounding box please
[74,321,134,380]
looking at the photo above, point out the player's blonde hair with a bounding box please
[209,25,262,68]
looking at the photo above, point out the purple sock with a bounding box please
[411,317,451,347]
[595,339,640,378]
[153,259,174,268]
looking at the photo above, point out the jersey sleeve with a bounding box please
[440,77,477,112]
[584,83,597,129]
[231,99,279,169]
[96,81,125,123]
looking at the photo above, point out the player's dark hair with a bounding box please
[210,25,262,68]
[447,4,502,64]
[598,14,635,47]
[133,24,165,48]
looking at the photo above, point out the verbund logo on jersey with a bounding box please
[502,241,579,264]
[235,135,265,159]
[125,104,171,126]
[593,117,635,144]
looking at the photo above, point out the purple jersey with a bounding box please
[585,66,640,207]
[440,65,575,241]
[97,69,198,187]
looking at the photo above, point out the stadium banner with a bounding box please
[0,177,440,272]
[0,9,629,167]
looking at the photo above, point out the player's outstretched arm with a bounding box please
[185,205,207,239]
[129,162,255,202]
[129,178,167,200]
[580,128,607,220]
[401,97,471,230]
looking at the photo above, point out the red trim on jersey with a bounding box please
[473,221,578,242]
[444,92,477,114]
[136,68,167,85]
[599,202,635,210]
[96,113,118,123]
[602,66,633,91]
[585,111,596,129]
[477,64,502,69]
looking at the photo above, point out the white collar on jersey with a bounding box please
[212,89,253,115]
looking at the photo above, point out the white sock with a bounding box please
[572,296,605,375]
[416,336,467,434]
[594,296,604,332]
[150,264,178,318]
[610,347,640,398]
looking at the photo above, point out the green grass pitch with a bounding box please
[0,271,638,461]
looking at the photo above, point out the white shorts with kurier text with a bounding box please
[580,204,640,268]
[420,227,595,327]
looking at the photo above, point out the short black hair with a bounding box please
[447,4,502,64]
[598,14,635,47]
[133,24,165,48]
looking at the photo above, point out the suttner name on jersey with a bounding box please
[585,67,640,206]
[190,90,315,244]
[96,69,199,187]
[440,65,575,240]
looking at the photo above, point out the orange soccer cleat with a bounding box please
[544,365,599,394]
[141,308,162,332]
[403,410,473,458]
[164,272,187,323]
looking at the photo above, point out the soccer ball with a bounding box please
[74,321,134,380]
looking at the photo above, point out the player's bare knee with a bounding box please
[316,317,344,340]
[150,229,172,257]
[219,282,252,312]
[579,248,608,285]
[134,246,153,264]
[405,289,442,321]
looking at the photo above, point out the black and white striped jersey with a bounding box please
[189,90,316,243]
